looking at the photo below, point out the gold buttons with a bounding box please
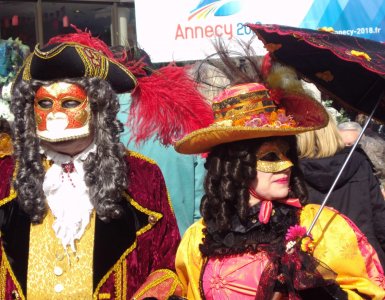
[54,266,63,276]
[148,215,157,225]
[54,283,64,293]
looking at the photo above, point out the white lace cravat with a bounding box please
[40,143,96,252]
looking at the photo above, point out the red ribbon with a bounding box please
[61,162,75,173]
[249,188,301,224]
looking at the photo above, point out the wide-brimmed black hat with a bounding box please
[15,38,137,93]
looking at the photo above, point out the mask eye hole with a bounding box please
[62,99,81,109]
[259,152,281,162]
[37,99,53,109]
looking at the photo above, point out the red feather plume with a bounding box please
[129,64,214,145]
[261,53,272,80]
[46,25,115,59]
[46,25,214,145]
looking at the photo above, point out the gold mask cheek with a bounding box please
[255,139,293,173]
[64,100,90,129]
[34,103,50,131]
[256,160,293,173]
[35,113,43,128]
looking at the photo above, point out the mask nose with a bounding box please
[46,112,69,132]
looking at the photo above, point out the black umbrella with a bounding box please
[248,23,385,123]
[248,23,385,235]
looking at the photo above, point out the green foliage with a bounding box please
[322,99,351,123]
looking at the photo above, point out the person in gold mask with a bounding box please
[174,50,385,299]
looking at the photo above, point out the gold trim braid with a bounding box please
[34,43,69,59]
[112,258,128,299]
[124,193,163,236]
[76,46,109,80]
[0,188,17,207]
[0,249,6,300]
[21,42,137,86]
[93,194,162,298]
[122,258,127,298]
[114,261,123,299]
[93,241,137,299]
[127,150,157,165]
[21,54,33,81]
[132,269,182,299]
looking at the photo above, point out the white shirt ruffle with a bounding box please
[40,143,96,252]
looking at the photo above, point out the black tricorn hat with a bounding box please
[17,41,137,93]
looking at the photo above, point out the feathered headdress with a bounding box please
[174,39,329,154]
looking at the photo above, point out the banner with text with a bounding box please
[135,0,385,63]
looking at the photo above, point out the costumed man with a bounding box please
[0,28,212,299]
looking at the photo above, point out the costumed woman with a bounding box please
[174,47,385,299]
[0,27,212,299]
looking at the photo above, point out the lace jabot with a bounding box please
[40,142,96,252]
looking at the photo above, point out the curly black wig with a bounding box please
[199,136,308,257]
[11,77,128,224]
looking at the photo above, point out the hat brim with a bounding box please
[175,91,329,154]
[175,125,322,154]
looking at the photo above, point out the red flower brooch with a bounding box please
[285,225,315,254]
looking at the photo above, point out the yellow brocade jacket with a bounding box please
[0,151,183,299]
[176,204,385,300]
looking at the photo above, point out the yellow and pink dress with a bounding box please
[176,204,385,299]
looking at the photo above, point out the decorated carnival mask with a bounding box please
[34,82,90,142]
[256,139,293,173]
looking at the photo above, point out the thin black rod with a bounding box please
[306,91,384,236]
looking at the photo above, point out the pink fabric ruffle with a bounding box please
[202,252,270,299]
